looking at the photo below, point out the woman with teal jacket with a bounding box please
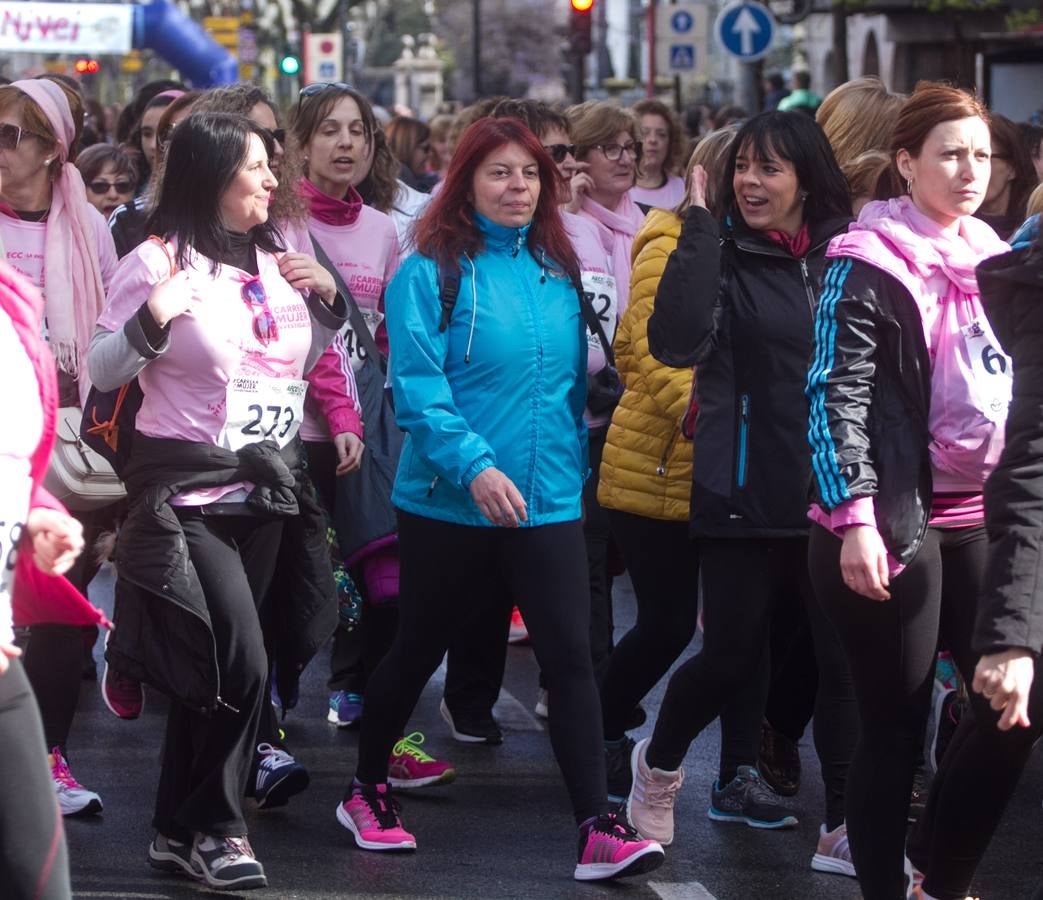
[334,116,664,884]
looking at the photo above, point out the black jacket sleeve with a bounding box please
[975,248,1043,656]
[647,206,722,368]
[805,257,883,511]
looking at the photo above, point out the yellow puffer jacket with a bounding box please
[597,208,694,522]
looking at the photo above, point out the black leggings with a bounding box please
[355,512,607,824]
[600,511,764,782]
[0,658,70,899]
[809,523,990,900]
[646,536,855,829]
[154,511,281,842]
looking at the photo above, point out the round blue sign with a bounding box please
[671,10,694,33]
[714,1,775,61]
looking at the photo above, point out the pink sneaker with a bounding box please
[388,732,456,789]
[336,782,416,851]
[508,606,529,644]
[574,809,665,881]
[102,633,143,719]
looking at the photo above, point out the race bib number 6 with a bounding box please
[221,376,309,451]
[962,316,1012,424]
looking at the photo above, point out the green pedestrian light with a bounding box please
[279,54,301,75]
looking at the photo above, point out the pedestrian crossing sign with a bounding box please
[669,44,695,70]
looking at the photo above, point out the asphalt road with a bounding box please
[64,566,1042,899]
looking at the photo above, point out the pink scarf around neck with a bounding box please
[298,177,363,227]
[10,79,106,381]
[579,193,647,313]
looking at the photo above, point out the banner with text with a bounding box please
[0,2,133,55]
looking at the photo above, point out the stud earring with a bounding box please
[799,190,809,201]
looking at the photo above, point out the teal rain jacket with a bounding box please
[386,212,589,527]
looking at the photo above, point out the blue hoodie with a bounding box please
[386,211,588,527]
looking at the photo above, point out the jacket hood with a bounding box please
[630,207,682,265]
[977,243,1043,348]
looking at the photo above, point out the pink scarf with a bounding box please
[297,177,363,227]
[578,193,646,313]
[11,80,106,380]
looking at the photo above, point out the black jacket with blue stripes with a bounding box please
[805,255,934,565]
[648,206,850,538]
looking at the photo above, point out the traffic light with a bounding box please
[569,0,594,56]
[73,58,100,74]
[279,54,301,76]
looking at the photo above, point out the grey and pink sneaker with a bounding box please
[102,632,143,719]
[388,732,456,789]
[336,782,417,851]
[574,808,665,881]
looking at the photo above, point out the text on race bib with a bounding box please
[220,376,309,451]
[962,316,1012,424]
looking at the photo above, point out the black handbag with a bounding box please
[578,279,623,416]
[310,237,404,561]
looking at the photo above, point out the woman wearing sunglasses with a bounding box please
[0,77,119,819]
[76,143,138,221]
[567,102,646,316]
[88,112,346,891]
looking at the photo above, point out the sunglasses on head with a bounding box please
[299,82,355,98]
[542,143,577,164]
[88,178,133,195]
[0,122,44,151]
[241,277,280,346]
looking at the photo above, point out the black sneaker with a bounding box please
[147,833,197,879]
[708,765,798,829]
[439,699,503,745]
[254,743,310,809]
[758,720,801,797]
[606,736,636,803]
[190,835,267,891]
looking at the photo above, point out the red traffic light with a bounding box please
[571,0,594,10]
[74,59,100,74]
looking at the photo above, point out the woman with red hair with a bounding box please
[335,117,664,883]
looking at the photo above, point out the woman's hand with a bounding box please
[973,649,1034,731]
[25,507,84,577]
[564,162,594,214]
[145,270,194,328]
[279,253,337,305]
[687,164,709,211]
[839,524,891,600]
[334,432,365,475]
[469,467,528,527]
[0,641,21,676]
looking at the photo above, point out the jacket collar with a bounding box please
[473,209,531,253]
[724,212,850,257]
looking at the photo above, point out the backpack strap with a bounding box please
[437,260,461,333]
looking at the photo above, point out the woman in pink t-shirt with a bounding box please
[89,112,344,891]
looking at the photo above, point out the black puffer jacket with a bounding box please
[648,206,850,537]
[974,241,1043,656]
[106,435,336,713]
[805,255,936,565]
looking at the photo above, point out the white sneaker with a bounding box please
[50,747,102,816]
[626,737,684,846]
[811,822,855,877]
[191,834,267,890]
[534,687,549,719]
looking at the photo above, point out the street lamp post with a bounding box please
[472,0,481,99]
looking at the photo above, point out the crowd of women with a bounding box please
[0,67,1041,900]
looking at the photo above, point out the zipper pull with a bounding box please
[427,475,440,497]
[512,232,522,257]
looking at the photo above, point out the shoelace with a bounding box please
[594,808,642,842]
[359,785,404,829]
[743,770,785,807]
[210,836,255,870]
[639,769,683,808]
[392,732,434,761]
[257,743,293,768]
[51,752,81,790]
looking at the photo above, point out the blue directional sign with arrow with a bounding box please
[714,1,775,61]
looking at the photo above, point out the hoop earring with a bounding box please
[906,178,913,194]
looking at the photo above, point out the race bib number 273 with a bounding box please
[221,376,308,451]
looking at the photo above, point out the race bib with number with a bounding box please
[962,316,1012,424]
[343,307,385,372]
[220,376,309,451]
[581,270,618,351]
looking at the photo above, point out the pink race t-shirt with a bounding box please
[99,239,315,504]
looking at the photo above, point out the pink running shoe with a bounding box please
[336,782,417,851]
[575,809,665,881]
[508,606,529,644]
[388,732,456,789]
[102,632,143,719]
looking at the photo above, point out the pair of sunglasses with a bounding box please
[262,127,286,145]
[241,277,280,346]
[543,143,577,164]
[87,179,133,195]
[0,121,43,151]
[299,82,355,98]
